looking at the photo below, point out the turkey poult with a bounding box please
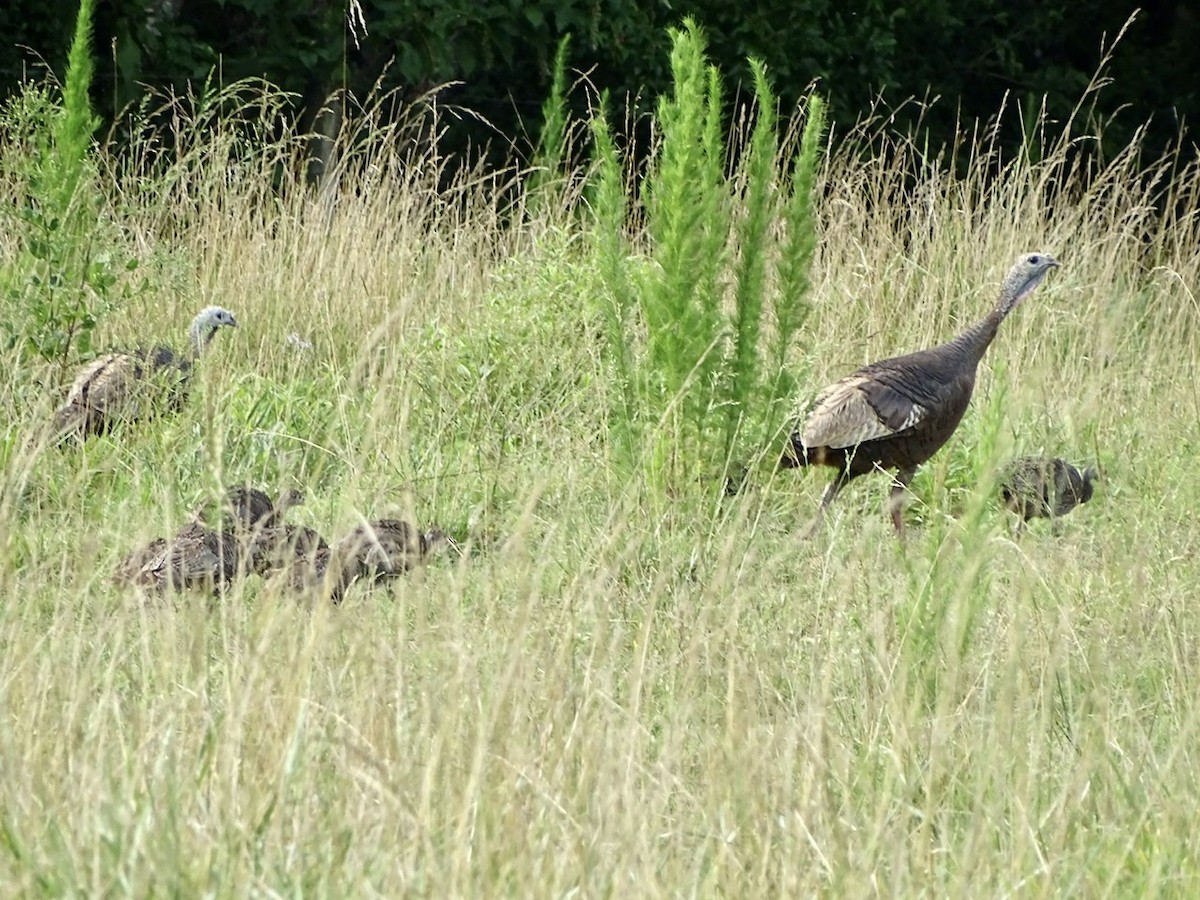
[259,536,336,598]
[113,483,300,595]
[331,520,452,591]
[290,520,453,602]
[204,485,305,533]
[115,521,243,596]
[780,253,1061,535]
[53,306,238,438]
[248,523,331,582]
[999,456,1098,534]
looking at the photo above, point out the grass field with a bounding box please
[1,75,1199,896]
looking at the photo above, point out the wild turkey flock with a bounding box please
[50,305,455,602]
[54,251,1096,604]
[112,485,454,603]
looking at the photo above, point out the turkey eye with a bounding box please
[1029,255,1040,264]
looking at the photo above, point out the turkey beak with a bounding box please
[228,315,239,328]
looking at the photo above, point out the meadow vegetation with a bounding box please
[1,13,1199,897]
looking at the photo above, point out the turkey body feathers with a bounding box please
[800,354,979,450]
[213,485,305,533]
[114,483,302,596]
[54,347,192,437]
[253,520,452,603]
[249,524,330,576]
[332,519,441,582]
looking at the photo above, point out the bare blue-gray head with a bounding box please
[996,253,1060,318]
[189,306,238,356]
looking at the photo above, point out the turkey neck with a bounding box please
[943,301,1014,368]
[189,320,215,358]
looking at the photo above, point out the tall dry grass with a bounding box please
[0,67,1199,896]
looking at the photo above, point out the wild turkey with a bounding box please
[780,252,1061,534]
[203,485,305,533]
[336,519,450,577]
[53,305,238,438]
[286,519,453,603]
[257,535,336,599]
[999,456,1097,534]
[248,523,331,584]
[113,483,300,595]
[115,520,243,595]
[112,536,171,587]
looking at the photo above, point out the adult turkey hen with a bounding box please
[780,252,1061,534]
[53,305,238,439]
[999,456,1097,535]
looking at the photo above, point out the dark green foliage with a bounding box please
[769,94,824,411]
[2,0,1195,174]
[531,34,572,195]
[592,20,824,494]
[0,0,141,367]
